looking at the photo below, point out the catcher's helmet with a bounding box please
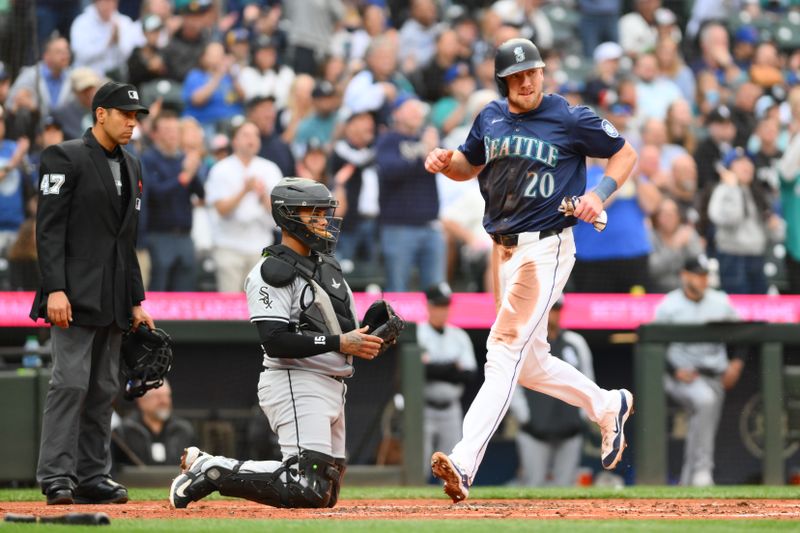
[121,325,173,400]
[271,177,342,254]
[494,38,546,97]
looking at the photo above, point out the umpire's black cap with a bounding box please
[425,282,453,306]
[92,81,149,115]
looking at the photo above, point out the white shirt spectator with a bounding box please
[343,70,387,114]
[205,155,283,255]
[398,18,439,70]
[491,0,554,50]
[70,3,142,76]
[636,78,684,120]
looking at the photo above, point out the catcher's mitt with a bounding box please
[558,195,608,232]
[121,325,173,400]
[361,300,406,355]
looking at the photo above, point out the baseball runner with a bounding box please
[424,38,638,503]
[169,177,391,509]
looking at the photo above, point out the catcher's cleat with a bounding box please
[431,452,470,503]
[599,389,634,470]
[169,447,214,509]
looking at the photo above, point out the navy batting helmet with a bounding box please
[271,177,342,254]
[494,38,546,97]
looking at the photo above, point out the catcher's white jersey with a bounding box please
[244,259,354,378]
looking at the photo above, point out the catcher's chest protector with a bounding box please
[261,245,357,335]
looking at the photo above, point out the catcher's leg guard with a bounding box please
[327,458,347,508]
[289,450,341,508]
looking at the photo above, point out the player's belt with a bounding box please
[489,228,562,246]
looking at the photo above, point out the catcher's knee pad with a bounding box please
[292,450,341,509]
[327,457,347,508]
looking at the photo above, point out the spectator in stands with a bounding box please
[4,86,41,142]
[635,53,683,120]
[648,196,704,293]
[35,0,81,52]
[70,0,141,78]
[7,36,72,124]
[0,105,31,258]
[204,121,282,292]
[246,95,294,178]
[669,154,700,217]
[618,0,671,56]
[345,3,390,70]
[225,28,251,76]
[732,25,759,71]
[731,82,763,148]
[0,63,10,109]
[398,0,441,73]
[411,29,463,104]
[694,105,736,192]
[490,0,553,52]
[750,115,783,195]
[510,295,594,486]
[430,62,476,136]
[141,112,204,292]
[418,282,477,477]
[604,103,640,149]
[134,0,178,49]
[709,148,784,294]
[238,35,295,108]
[376,97,444,292]
[690,22,741,87]
[577,0,620,59]
[112,380,196,467]
[284,0,345,75]
[655,36,695,102]
[778,93,800,293]
[749,41,784,91]
[293,81,340,156]
[277,74,315,144]
[654,255,744,487]
[164,0,213,83]
[571,156,661,293]
[330,109,379,271]
[665,99,697,155]
[640,117,687,172]
[583,41,624,107]
[295,138,329,184]
[52,67,103,141]
[182,41,244,137]
[127,14,168,88]
[343,35,413,127]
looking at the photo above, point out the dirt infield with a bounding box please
[2,499,800,520]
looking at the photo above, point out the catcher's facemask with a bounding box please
[121,325,173,400]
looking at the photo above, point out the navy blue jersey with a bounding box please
[458,94,625,235]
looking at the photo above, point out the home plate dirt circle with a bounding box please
[2,499,799,520]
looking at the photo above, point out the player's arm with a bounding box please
[575,140,638,222]
[255,321,382,360]
[424,148,483,182]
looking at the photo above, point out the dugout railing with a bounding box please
[634,323,800,485]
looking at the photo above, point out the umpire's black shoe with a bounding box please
[45,483,74,505]
[74,479,129,504]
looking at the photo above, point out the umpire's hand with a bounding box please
[340,326,383,360]
[47,291,72,328]
[132,305,155,331]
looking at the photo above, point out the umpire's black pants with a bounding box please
[36,324,122,492]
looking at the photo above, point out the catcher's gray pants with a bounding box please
[664,374,725,485]
[257,369,347,461]
[423,403,463,477]
[37,324,122,491]
[514,432,582,486]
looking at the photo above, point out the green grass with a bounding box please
[2,485,800,502]
[0,520,798,533]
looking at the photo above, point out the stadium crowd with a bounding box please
[1,0,799,295]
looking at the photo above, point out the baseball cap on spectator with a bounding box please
[443,62,470,84]
[593,42,623,64]
[722,146,751,168]
[706,105,732,125]
[683,255,710,275]
[43,115,63,130]
[654,8,677,26]
[312,80,336,99]
[70,67,102,92]
[142,14,164,33]
[245,94,276,110]
[755,95,777,119]
[175,0,213,15]
[608,103,633,116]
[226,28,250,48]
[304,137,327,154]
[253,35,278,50]
[92,81,150,114]
[425,282,453,306]
[734,25,760,45]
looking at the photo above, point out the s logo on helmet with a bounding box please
[514,46,525,63]
[601,119,619,138]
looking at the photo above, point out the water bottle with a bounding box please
[22,335,42,368]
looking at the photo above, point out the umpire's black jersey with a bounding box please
[30,129,146,329]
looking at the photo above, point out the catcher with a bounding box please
[169,177,404,509]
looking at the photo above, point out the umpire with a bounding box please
[29,81,155,505]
